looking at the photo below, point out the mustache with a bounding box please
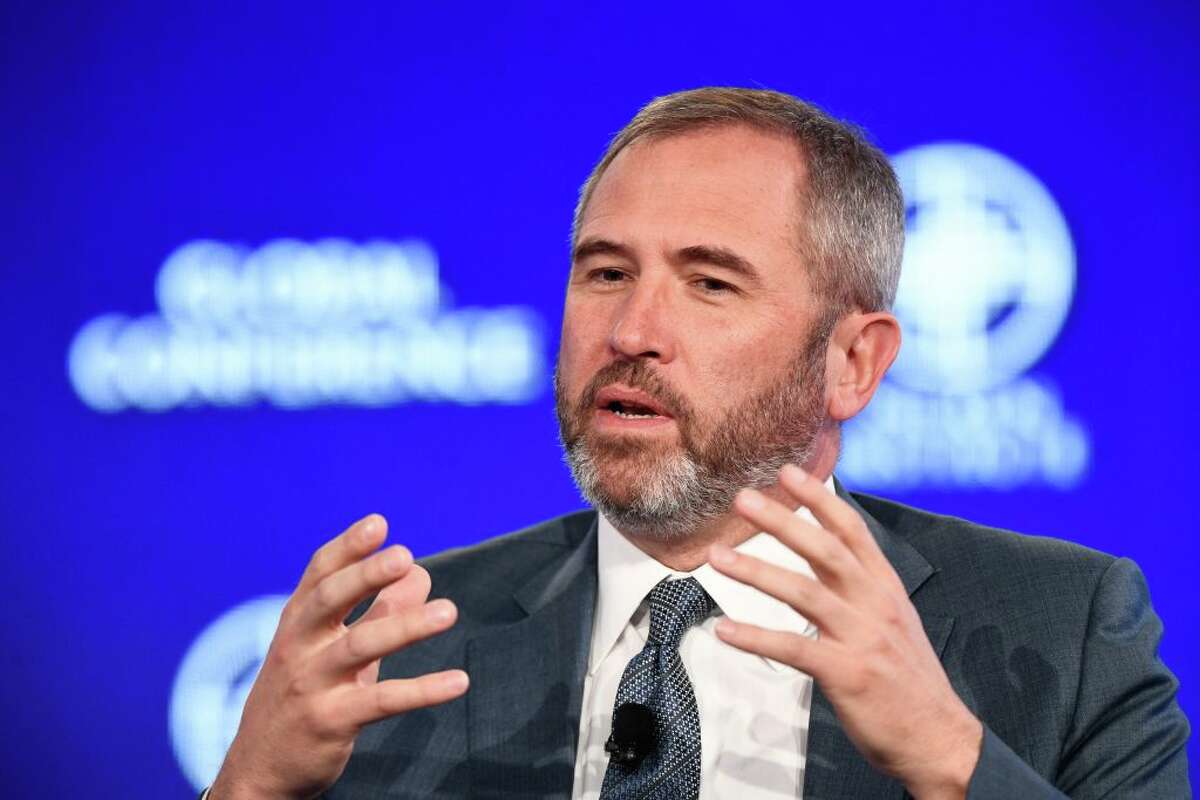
[576,360,693,423]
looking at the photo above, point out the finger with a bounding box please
[779,466,898,587]
[353,564,433,626]
[339,670,470,729]
[714,618,837,680]
[297,514,389,594]
[733,488,865,587]
[708,544,857,634]
[319,599,459,676]
[298,544,415,631]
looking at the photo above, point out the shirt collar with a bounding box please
[590,476,831,674]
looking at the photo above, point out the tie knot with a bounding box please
[646,577,714,650]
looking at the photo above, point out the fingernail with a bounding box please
[360,515,382,542]
[782,464,808,482]
[710,545,736,567]
[383,546,408,574]
[738,489,765,510]
[445,670,469,691]
[716,619,736,638]
[425,600,455,624]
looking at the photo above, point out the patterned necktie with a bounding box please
[600,577,715,800]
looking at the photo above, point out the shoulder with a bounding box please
[848,490,1130,636]
[417,509,597,620]
[419,508,596,580]
[848,492,1189,788]
[851,489,1117,588]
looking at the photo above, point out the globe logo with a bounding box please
[169,595,288,791]
[889,143,1076,394]
[840,142,1088,489]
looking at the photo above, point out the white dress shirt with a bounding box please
[571,479,833,799]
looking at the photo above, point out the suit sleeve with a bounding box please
[967,557,1191,799]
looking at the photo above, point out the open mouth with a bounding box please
[594,386,673,423]
[604,399,664,420]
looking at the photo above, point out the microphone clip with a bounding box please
[605,702,656,768]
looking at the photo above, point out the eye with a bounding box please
[590,267,628,284]
[693,276,735,294]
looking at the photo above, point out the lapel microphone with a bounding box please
[605,702,656,767]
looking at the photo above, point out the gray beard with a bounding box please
[555,329,829,541]
[561,434,804,541]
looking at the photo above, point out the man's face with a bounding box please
[556,125,832,538]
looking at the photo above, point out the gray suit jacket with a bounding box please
[329,488,1190,798]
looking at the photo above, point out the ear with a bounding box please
[825,311,901,422]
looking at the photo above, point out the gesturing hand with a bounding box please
[210,514,469,800]
[709,466,982,800]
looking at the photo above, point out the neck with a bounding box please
[622,427,840,571]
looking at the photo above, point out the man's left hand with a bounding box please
[709,464,983,800]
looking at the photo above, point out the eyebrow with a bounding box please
[673,244,762,286]
[573,238,762,284]
[572,237,634,264]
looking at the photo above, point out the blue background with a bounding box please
[2,2,1196,794]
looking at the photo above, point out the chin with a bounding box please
[586,457,662,503]
[581,432,679,478]
[565,437,719,538]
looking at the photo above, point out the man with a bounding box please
[209,88,1190,798]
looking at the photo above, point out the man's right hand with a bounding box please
[209,514,469,800]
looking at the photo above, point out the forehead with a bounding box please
[578,125,809,258]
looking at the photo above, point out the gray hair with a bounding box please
[571,87,904,314]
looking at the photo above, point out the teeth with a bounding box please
[614,409,658,419]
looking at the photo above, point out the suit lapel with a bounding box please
[466,518,598,798]
[802,483,955,799]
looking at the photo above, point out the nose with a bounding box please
[608,276,676,363]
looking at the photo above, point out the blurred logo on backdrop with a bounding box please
[68,239,546,411]
[841,143,1089,490]
[170,595,288,791]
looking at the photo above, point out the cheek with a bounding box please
[689,324,766,379]
[678,358,756,422]
[557,304,607,390]
[687,332,796,408]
